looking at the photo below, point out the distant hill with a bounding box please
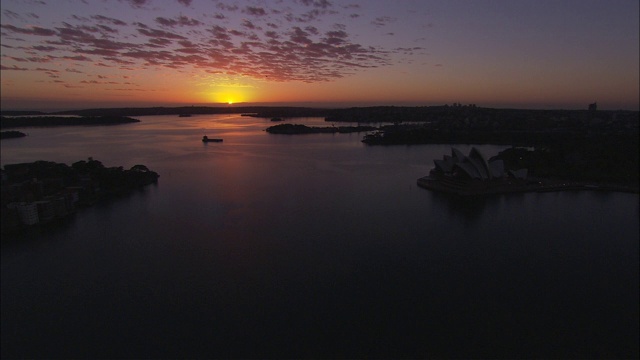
[0,110,47,116]
[2,105,637,123]
[0,116,140,128]
[49,106,331,118]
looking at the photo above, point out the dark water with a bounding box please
[1,115,638,358]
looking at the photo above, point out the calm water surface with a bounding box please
[1,115,638,358]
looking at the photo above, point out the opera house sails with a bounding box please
[418,147,528,195]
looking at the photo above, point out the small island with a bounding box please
[266,123,376,134]
[1,158,159,237]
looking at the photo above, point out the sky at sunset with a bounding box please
[1,0,638,111]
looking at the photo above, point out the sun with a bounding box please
[223,95,241,104]
[220,94,240,105]
[208,85,255,105]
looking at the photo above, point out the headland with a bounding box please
[1,159,159,237]
[418,146,638,196]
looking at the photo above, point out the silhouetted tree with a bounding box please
[131,164,150,172]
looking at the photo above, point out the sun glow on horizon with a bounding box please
[208,85,256,105]
[0,1,637,111]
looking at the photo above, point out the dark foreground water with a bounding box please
[1,115,638,358]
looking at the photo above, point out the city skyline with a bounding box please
[1,0,638,111]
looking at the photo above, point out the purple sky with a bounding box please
[1,0,638,110]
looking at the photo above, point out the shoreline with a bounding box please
[417,176,639,196]
[1,160,159,238]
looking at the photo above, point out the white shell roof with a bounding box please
[433,147,514,180]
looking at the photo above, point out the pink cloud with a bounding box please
[0,1,415,84]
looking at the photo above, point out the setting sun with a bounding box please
[207,86,255,106]
[223,95,240,104]
[0,0,638,111]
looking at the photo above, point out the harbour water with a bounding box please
[1,114,638,358]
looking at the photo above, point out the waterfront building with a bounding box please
[430,147,507,181]
[421,147,527,195]
[47,196,69,217]
[35,200,56,223]
[13,202,39,225]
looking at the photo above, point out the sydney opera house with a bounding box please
[418,147,528,195]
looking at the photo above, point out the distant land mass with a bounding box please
[1,105,637,190]
[2,106,637,145]
[0,110,47,116]
[266,123,376,134]
[2,104,638,123]
[0,116,140,129]
[0,130,27,139]
[1,106,329,118]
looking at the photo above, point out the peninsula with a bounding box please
[0,131,26,139]
[1,159,159,237]
[418,146,638,196]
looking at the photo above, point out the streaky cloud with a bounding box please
[91,15,127,26]
[155,16,202,27]
[1,24,56,36]
[1,64,29,70]
[243,6,267,17]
